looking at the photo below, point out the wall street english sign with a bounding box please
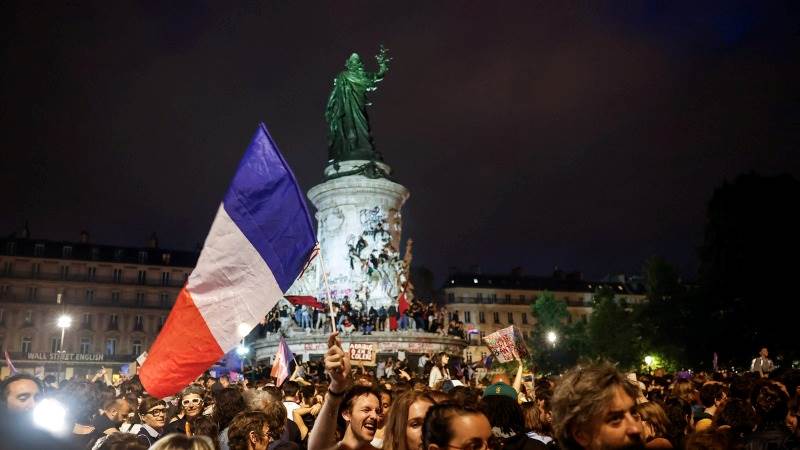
[26,353,105,361]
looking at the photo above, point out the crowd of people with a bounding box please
[1,338,798,450]
[261,298,470,339]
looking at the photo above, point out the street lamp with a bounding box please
[644,355,654,366]
[57,315,72,382]
[546,331,557,348]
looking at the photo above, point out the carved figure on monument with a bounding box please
[325,46,390,163]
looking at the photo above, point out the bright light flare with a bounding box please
[237,322,251,338]
[57,315,72,329]
[236,345,248,356]
[644,355,654,366]
[33,398,67,435]
[546,331,557,344]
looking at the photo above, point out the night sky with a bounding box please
[2,2,799,282]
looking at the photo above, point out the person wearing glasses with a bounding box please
[137,396,168,446]
[422,403,494,450]
[165,385,207,436]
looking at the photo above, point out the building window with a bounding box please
[31,263,41,277]
[507,312,514,324]
[522,312,528,324]
[161,253,171,264]
[493,312,500,324]
[161,272,170,286]
[105,338,116,355]
[34,243,45,256]
[60,265,69,280]
[132,339,143,355]
[138,251,148,264]
[464,311,472,323]
[490,294,497,303]
[6,242,16,255]
[111,291,120,304]
[80,337,91,354]
[519,295,526,302]
[51,336,62,353]
[26,287,37,301]
[505,294,511,304]
[157,316,166,331]
[81,313,92,329]
[0,285,9,299]
[159,292,169,308]
[183,273,189,283]
[451,311,459,322]
[137,270,146,285]
[447,293,455,303]
[476,293,483,303]
[2,261,13,275]
[114,249,124,261]
[478,311,485,323]
[108,314,118,330]
[62,246,73,258]
[134,315,144,332]
[91,248,100,260]
[87,267,97,281]
[136,292,145,307]
[0,308,5,325]
[21,336,32,353]
[113,268,123,283]
[85,289,94,304]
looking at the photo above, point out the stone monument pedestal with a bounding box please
[293,160,409,311]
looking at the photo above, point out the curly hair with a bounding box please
[712,398,756,439]
[228,411,270,450]
[213,387,247,431]
[551,362,639,450]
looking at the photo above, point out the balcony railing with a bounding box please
[0,293,173,310]
[447,296,594,307]
[0,271,185,288]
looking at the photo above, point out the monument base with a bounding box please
[252,330,468,365]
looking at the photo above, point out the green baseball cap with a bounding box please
[483,382,517,399]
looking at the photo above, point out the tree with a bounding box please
[695,173,800,367]
[587,286,641,370]
[529,291,584,373]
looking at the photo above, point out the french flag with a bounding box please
[140,123,316,398]
[270,336,294,386]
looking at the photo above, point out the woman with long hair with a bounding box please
[635,402,673,449]
[428,352,451,389]
[383,390,436,450]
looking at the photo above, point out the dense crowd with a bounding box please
[261,298,470,339]
[1,339,798,450]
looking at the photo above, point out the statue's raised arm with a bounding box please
[325,46,390,163]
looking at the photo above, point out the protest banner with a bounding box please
[483,325,530,363]
[348,343,377,365]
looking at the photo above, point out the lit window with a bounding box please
[473,278,478,284]
[106,338,116,355]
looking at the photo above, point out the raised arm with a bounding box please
[308,333,352,450]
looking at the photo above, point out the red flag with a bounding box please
[398,292,409,315]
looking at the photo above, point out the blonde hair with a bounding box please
[149,433,215,450]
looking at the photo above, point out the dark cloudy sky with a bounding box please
[2,2,799,282]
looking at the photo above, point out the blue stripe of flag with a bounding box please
[222,123,317,292]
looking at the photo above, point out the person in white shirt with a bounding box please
[751,347,774,378]
[428,352,451,389]
[282,380,301,421]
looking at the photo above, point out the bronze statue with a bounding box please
[325,46,390,163]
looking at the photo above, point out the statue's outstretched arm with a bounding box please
[371,45,391,83]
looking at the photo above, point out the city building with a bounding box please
[443,271,646,362]
[0,232,198,380]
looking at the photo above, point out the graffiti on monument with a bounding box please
[343,206,405,305]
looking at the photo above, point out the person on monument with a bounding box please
[325,46,390,163]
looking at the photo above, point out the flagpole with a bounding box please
[316,245,338,333]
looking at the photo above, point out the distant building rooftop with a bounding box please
[2,236,199,267]
[444,271,645,295]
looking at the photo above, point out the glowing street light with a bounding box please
[56,315,72,382]
[236,345,249,356]
[237,322,251,338]
[644,355,654,366]
[546,331,557,347]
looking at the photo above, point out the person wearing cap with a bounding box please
[481,381,547,450]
